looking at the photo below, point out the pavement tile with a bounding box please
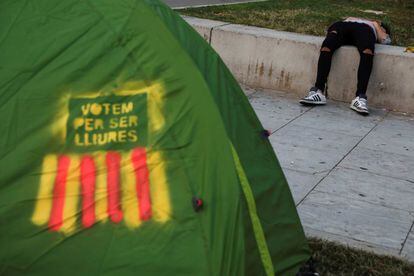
[271,136,343,174]
[359,113,414,157]
[340,147,414,182]
[401,228,414,262]
[242,85,258,98]
[298,191,414,250]
[308,99,387,118]
[292,101,384,137]
[316,167,414,212]
[273,122,361,154]
[304,227,401,258]
[253,108,298,131]
[249,91,310,132]
[282,168,326,205]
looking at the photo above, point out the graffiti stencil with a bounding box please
[32,90,171,235]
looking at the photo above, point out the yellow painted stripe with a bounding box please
[230,144,275,276]
[121,151,141,229]
[147,151,171,223]
[32,155,58,226]
[61,155,80,235]
[94,152,108,222]
[51,98,69,144]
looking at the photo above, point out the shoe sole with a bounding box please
[350,105,369,115]
[299,99,326,105]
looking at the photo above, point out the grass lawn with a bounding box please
[309,238,414,275]
[181,0,414,46]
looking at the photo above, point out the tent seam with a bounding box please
[230,143,275,276]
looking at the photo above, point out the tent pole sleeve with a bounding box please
[230,143,275,276]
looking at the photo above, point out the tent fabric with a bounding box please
[0,0,310,275]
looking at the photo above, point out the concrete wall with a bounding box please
[183,16,414,113]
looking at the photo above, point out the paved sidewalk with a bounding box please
[245,87,414,262]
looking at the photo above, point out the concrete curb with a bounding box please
[183,16,414,113]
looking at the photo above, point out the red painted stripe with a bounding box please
[80,155,96,228]
[106,152,123,223]
[48,155,71,231]
[131,148,152,221]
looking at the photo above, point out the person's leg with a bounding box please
[353,25,376,99]
[314,46,334,91]
[348,23,376,114]
[355,48,374,99]
[300,22,346,105]
[314,22,344,91]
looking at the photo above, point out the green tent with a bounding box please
[0,0,310,275]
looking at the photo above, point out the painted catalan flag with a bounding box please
[31,148,171,234]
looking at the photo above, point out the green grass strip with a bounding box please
[181,0,414,47]
[230,143,275,276]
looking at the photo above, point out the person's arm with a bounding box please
[372,21,389,43]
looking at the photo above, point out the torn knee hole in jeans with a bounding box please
[362,49,374,55]
[321,47,331,52]
[329,30,338,34]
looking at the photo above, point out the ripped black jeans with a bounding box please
[315,21,376,99]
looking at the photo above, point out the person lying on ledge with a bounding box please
[300,17,392,115]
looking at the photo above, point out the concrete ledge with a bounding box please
[182,16,229,42]
[183,16,414,113]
